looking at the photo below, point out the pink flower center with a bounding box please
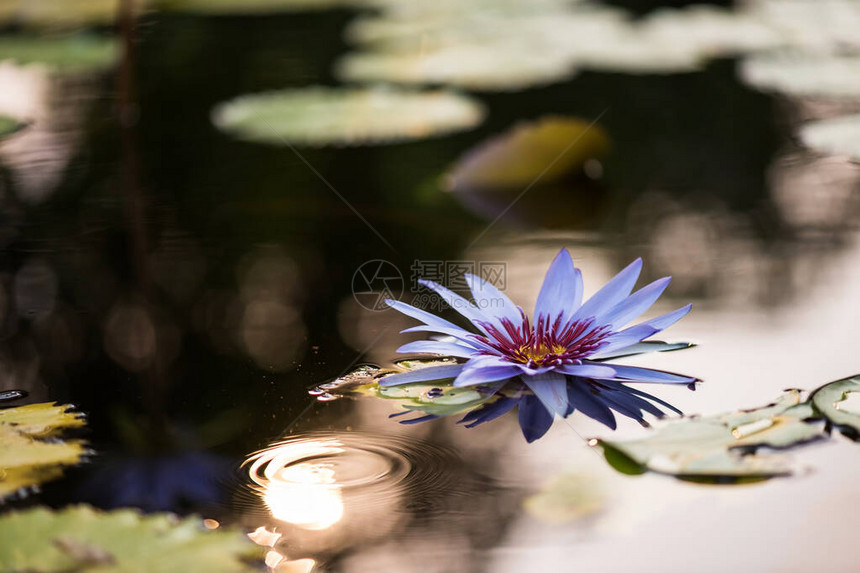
[473,314,611,368]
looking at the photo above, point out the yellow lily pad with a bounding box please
[212,86,485,147]
[0,402,87,500]
[0,505,263,572]
[445,116,610,191]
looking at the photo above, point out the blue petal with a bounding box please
[592,304,692,357]
[590,341,694,360]
[566,379,618,429]
[460,396,519,428]
[595,388,654,421]
[556,363,616,378]
[591,324,659,356]
[378,364,466,387]
[603,365,697,384]
[573,258,642,321]
[644,303,692,330]
[385,299,465,334]
[401,324,483,344]
[453,361,520,387]
[597,277,671,329]
[534,249,583,322]
[524,372,569,417]
[600,380,684,416]
[396,340,478,358]
[518,394,555,443]
[464,273,522,326]
[399,413,440,425]
[417,279,491,335]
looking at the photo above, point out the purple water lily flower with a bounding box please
[382,249,697,442]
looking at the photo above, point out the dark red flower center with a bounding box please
[472,313,611,368]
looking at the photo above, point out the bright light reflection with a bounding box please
[245,441,346,530]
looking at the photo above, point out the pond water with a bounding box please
[2,1,860,572]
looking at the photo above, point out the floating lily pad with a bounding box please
[0,402,88,500]
[212,87,486,147]
[163,0,371,15]
[741,53,860,98]
[0,115,23,139]
[445,116,610,191]
[0,35,119,73]
[594,390,826,481]
[0,505,262,572]
[799,115,860,161]
[810,375,860,440]
[336,43,578,92]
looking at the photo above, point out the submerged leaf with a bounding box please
[0,505,262,572]
[523,473,603,524]
[445,116,610,191]
[800,115,860,161]
[0,35,119,73]
[0,115,22,139]
[810,375,860,440]
[212,87,485,147]
[0,402,88,500]
[594,390,826,481]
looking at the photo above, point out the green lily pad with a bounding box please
[741,53,860,98]
[0,505,262,572]
[800,114,860,161]
[212,87,486,147]
[0,35,119,73]
[0,115,23,139]
[810,375,860,440]
[594,390,826,481]
[0,402,88,500]
[444,116,611,191]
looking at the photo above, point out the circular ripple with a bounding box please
[242,431,458,530]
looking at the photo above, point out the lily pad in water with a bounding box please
[0,35,119,73]
[741,53,860,99]
[212,87,486,146]
[594,390,826,481]
[0,505,262,572]
[336,42,579,92]
[445,116,610,191]
[799,115,860,161]
[810,374,860,440]
[0,402,88,500]
[163,0,372,15]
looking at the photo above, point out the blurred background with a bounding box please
[1,0,860,571]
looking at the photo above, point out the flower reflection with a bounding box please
[245,441,345,530]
